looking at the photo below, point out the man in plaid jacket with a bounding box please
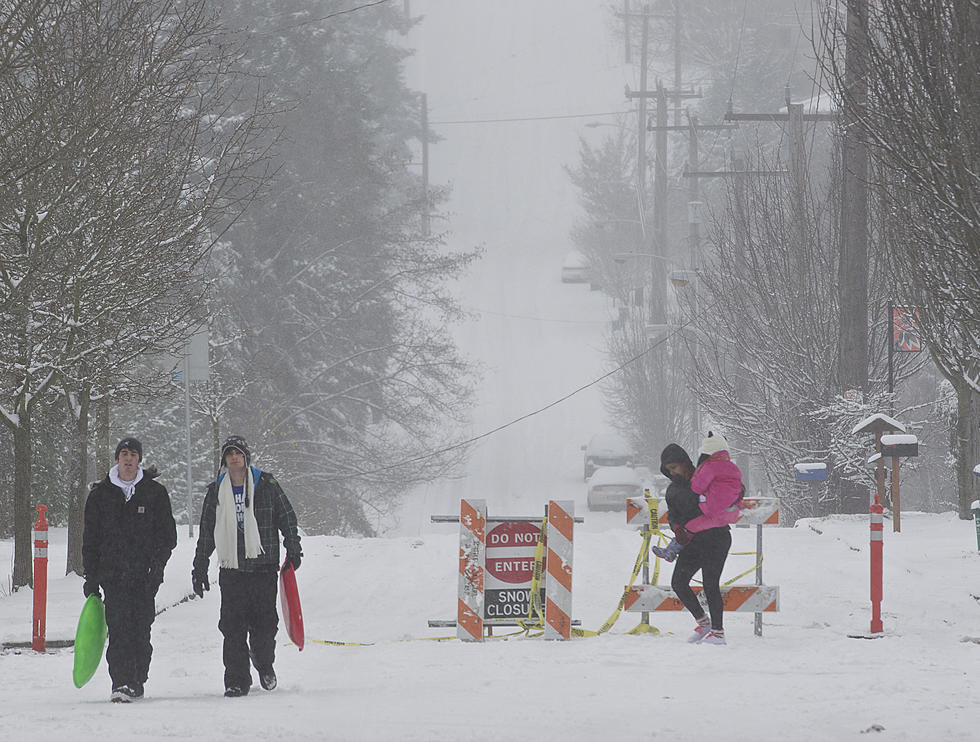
[192,436,302,697]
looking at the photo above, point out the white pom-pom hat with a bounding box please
[700,431,729,456]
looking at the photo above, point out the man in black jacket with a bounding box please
[192,436,302,698]
[82,436,177,702]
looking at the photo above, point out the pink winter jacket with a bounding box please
[685,451,744,533]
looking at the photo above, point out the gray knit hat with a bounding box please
[220,436,251,466]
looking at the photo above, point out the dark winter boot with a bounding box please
[110,685,142,703]
[258,666,277,691]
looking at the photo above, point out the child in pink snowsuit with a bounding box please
[652,431,744,562]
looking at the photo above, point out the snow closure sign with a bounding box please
[484,520,544,620]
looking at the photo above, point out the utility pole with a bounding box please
[723,99,834,264]
[636,10,649,198]
[837,0,871,513]
[838,0,870,399]
[626,80,700,321]
[623,0,631,63]
[672,1,683,126]
[654,81,668,311]
[420,92,430,237]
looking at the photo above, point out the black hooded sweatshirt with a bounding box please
[659,444,702,529]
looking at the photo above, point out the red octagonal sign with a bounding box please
[485,520,543,585]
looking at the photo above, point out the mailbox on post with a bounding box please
[880,434,918,458]
[794,462,827,482]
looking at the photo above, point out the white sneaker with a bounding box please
[687,622,712,643]
[702,630,727,645]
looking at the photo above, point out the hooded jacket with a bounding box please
[82,467,177,585]
[686,450,744,532]
[659,444,702,529]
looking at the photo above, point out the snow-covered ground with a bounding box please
[2,514,979,740]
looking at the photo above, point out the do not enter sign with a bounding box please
[485,520,542,585]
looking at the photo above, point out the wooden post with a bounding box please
[891,457,901,532]
[874,432,885,507]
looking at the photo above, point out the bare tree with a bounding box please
[0,0,275,584]
[688,141,908,519]
[821,0,980,516]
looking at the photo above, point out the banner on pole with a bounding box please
[891,307,922,352]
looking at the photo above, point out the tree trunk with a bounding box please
[66,383,91,576]
[12,414,34,588]
[837,0,870,518]
[954,380,980,518]
[95,397,111,477]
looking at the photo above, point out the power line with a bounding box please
[252,0,392,35]
[471,308,608,325]
[323,307,710,483]
[431,110,632,126]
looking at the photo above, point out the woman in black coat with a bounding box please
[658,443,732,645]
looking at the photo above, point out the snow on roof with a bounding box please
[588,465,641,486]
[881,434,918,445]
[780,91,837,115]
[851,413,905,435]
[794,462,827,472]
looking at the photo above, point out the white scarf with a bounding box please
[214,466,264,568]
[109,464,143,502]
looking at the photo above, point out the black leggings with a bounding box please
[671,527,732,630]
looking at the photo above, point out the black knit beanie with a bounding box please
[114,437,143,461]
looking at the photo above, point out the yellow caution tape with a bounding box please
[515,515,549,635]
[585,488,664,637]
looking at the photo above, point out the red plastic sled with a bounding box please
[279,559,305,650]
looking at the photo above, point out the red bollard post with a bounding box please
[32,504,49,653]
[869,502,884,634]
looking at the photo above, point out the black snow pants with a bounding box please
[218,567,279,689]
[103,580,157,688]
[671,526,732,630]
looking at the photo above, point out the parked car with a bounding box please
[587,465,643,511]
[581,432,634,481]
[561,251,590,283]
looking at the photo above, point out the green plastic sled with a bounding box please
[72,594,108,688]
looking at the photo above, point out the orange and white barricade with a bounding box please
[626,496,779,528]
[624,584,779,613]
[544,500,574,640]
[457,498,486,642]
[625,496,781,636]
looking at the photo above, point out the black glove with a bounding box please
[284,552,302,572]
[192,571,210,598]
[674,524,694,546]
[83,578,101,600]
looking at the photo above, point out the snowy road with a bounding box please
[391,0,632,533]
